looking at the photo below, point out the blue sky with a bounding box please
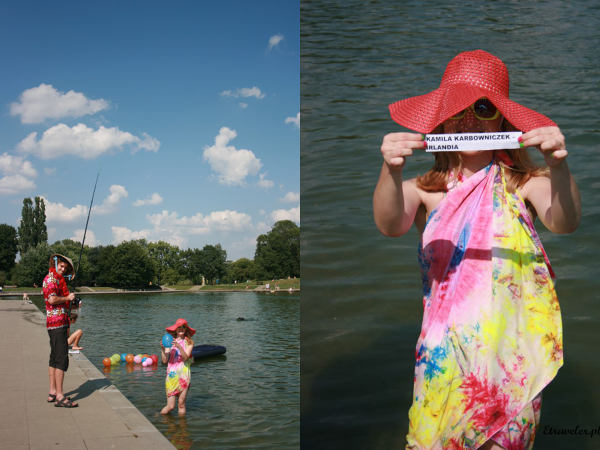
[0,1,299,261]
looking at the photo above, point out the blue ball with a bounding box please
[162,333,173,348]
[120,353,127,362]
[142,357,147,363]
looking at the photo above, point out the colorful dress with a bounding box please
[406,152,562,450]
[166,338,193,397]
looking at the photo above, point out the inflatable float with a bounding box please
[192,344,226,359]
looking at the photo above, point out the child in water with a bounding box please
[374,50,581,449]
[160,318,195,415]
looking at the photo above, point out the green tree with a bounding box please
[229,257,255,283]
[111,241,156,287]
[17,198,34,255]
[254,220,300,279]
[17,197,48,255]
[180,248,203,285]
[34,196,48,244]
[0,224,18,273]
[199,244,227,284]
[96,245,117,286]
[15,242,51,287]
[148,241,180,286]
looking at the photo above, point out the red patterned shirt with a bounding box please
[43,269,71,330]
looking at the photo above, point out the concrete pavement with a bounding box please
[0,300,174,450]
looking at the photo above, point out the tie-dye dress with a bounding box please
[406,152,562,450]
[166,338,193,397]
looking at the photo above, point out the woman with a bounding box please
[373,50,581,449]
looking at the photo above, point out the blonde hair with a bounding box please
[416,121,549,193]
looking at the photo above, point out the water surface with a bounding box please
[27,292,299,449]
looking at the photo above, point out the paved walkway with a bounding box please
[0,300,174,450]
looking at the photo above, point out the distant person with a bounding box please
[44,253,78,408]
[160,318,195,415]
[23,293,28,301]
[288,287,293,293]
[68,313,84,352]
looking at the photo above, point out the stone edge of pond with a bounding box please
[28,302,176,450]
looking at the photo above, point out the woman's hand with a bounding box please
[519,126,567,168]
[381,132,426,170]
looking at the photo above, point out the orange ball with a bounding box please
[125,354,134,363]
[102,358,111,367]
[142,354,149,359]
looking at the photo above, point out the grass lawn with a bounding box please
[199,278,300,291]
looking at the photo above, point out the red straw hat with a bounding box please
[166,318,196,337]
[389,50,556,134]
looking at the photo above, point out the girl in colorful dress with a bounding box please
[373,50,581,449]
[160,318,195,415]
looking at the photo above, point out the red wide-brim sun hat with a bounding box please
[389,50,556,134]
[166,318,196,337]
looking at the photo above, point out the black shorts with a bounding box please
[48,328,69,372]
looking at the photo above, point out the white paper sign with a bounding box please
[425,132,523,152]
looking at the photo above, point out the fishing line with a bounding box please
[70,164,101,310]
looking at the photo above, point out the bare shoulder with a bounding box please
[518,174,551,202]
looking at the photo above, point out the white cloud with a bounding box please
[203,127,262,186]
[220,87,265,99]
[268,34,284,51]
[10,84,109,124]
[112,208,253,248]
[147,209,252,235]
[285,112,300,129]
[270,206,300,224]
[0,175,36,196]
[133,192,163,207]
[93,185,128,214]
[44,167,56,175]
[257,172,274,190]
[71,229,99,247]
[239,103,248,109]
[42,196,88,223]
[0,153,38,195]
[279,191,300,203]
[111,226,151,244]
[17,123,160,160]
[259,209,266,215]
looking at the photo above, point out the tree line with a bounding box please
[0,197,300,288]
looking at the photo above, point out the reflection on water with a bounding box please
[28,292,299,449]
[301,1,600,449]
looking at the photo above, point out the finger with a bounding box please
[520,126,560,141]
[549,149,568,160]
[385,132,425,142]
[389,157,405,167]
[386,148,414,160]
[540,139,565,152]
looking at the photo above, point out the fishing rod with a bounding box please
[69,165,101,311]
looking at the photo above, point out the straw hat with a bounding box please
[389,50,556,133]
[166,318,196,337]
[49,254,75,278]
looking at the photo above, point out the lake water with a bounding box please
[301,1,600,449]
[27,292,299,449]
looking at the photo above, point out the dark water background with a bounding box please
[24,292,299,449]
[301,1,600,449]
